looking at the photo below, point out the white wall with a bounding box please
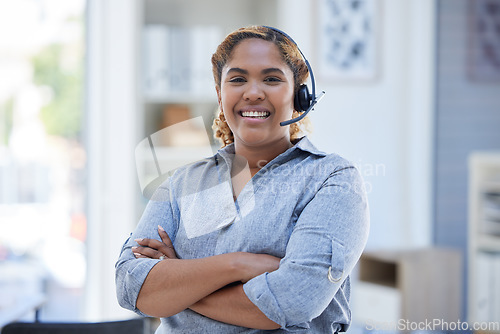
[85,0,141,321]
[279,0,436,249]
[84,0,436,321]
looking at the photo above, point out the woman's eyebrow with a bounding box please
[226,67,248,75]
[262,68,285,75]
[226,67,286,76]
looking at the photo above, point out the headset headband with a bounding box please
[262,26,325,126]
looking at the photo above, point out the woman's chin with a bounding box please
[236,131,289,149]
[239,136,269,147]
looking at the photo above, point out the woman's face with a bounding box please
[216,38,295,150]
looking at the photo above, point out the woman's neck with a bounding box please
[233,138,293,170]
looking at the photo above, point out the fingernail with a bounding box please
[158,225,165,232]
[131,246,138,251]
[133,252,141,258]
[134,238,143,242]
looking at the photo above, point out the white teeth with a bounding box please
[241,111,270,118]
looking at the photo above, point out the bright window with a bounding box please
[0,0,86,321]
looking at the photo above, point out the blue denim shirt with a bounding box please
[115,137,369,333]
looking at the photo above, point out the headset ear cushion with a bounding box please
[294,84,311,112]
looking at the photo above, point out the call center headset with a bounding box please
[263,26,325,126]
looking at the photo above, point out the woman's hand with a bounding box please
[132,225,178,260]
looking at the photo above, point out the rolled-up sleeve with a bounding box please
[115,182,178,316]
[243,166,369,330]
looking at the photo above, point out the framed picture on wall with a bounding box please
[467,0,500,82]
[314,0,380,82]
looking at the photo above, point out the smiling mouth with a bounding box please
[240,110,271,119]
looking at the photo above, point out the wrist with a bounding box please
[226,252,250,282]
[232,252,247,280]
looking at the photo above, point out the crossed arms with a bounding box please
[132,226,281,329]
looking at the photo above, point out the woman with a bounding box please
[115,26,369,333]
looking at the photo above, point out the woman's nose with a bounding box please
[243,81,265,101]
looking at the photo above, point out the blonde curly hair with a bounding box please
[211,26,312,147]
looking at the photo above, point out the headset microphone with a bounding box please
[263,26,325,127]
[281,90,325,126]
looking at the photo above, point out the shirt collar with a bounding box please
[292,136,327,157]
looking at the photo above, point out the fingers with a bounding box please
[157,225,177,259]
[132,226,178,260]
[135,237,167,250]
[133,238,165,260]
[132,245,163,259]
[157,225,172,245]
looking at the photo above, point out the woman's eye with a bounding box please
[264,77,282,83]
[229,77,246,83]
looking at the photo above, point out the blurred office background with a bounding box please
[1,0,500,331]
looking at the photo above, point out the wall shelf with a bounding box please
[468,152,500,322]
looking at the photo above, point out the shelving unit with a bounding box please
[139,0,279,136]
[135,0,280,197]
[353,248,461,325]
[468,152,500,323]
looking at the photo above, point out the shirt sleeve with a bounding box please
[115,180,179,316]
[243,165,370,330]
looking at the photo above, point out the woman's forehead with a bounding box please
[224,38,289,72]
